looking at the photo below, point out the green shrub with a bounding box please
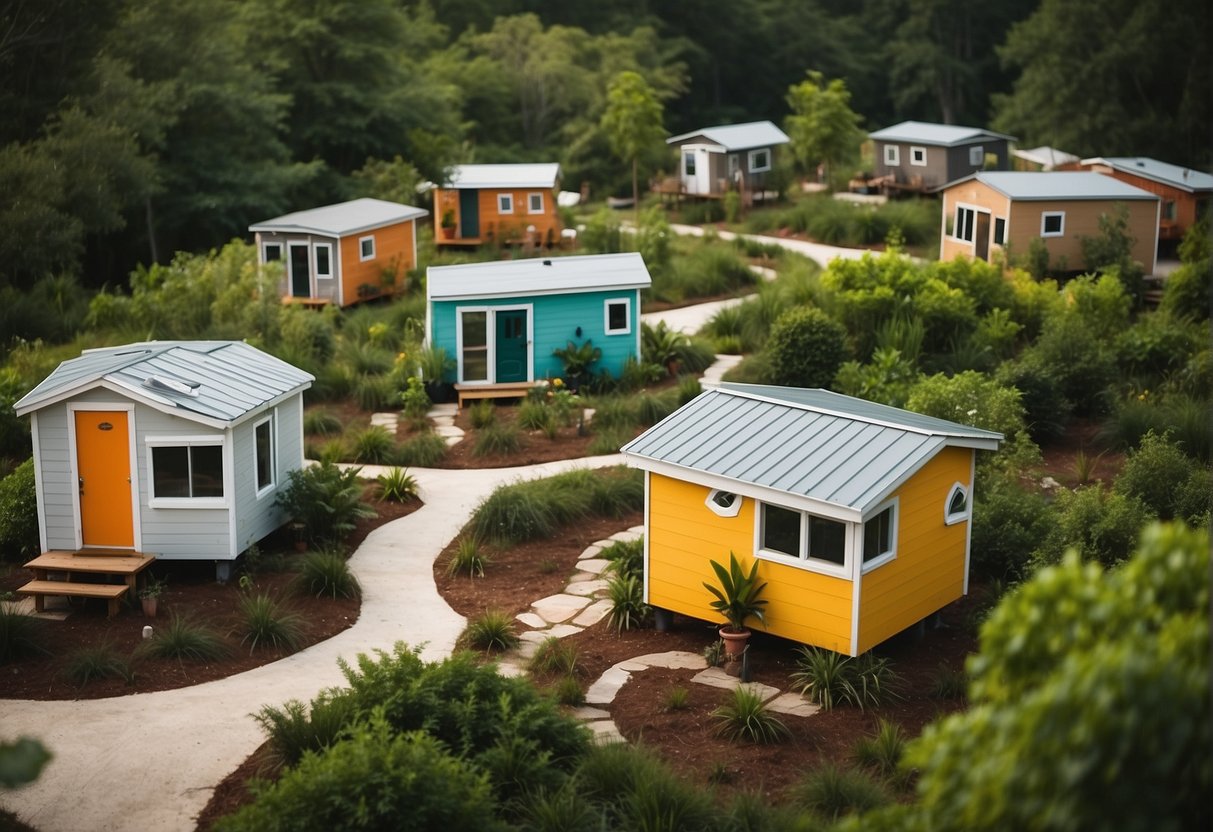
[468,400,497,429]
[302,410,343,436]
[62,641,135,687]
[528,637,579,676]
[0,606,46,664]
[337,340,394,376]
[602,538,644,581]
[877,199,938,247]
[791,647,901,711]
[292,551,361,599]
[1031,486,1154,569]
[446,537,490,578]
[970,476,1056,582]
[995,359,1071,444]
[0,459,39,562]
[461,609,520,652]
[1159,259,1211,321]
[352,373,397,411]
[551,674,584,706]
[237,594,304,653]
[605,574,649,633]
[276,462,376,546]
[853,719,906,779]
[905,370,1028,440]
[399,375,432,420]
[254,693,357,768]
[1115,311,1204,384]
[519,785,604,831]
[351,425,395,463]
[663,686,690,712]
[634,390,677,427]
[930,662,968,700]
[376,466,418,502]
[790,763,890,819]
[517,400,556,432]
[394,431,448,467]
[473,423,522,457]
[1113,431,1198,520]
[586,396,636,432]
[140,616,229,661]
[586,427,630,455]
[712,685,791,743]
[765,306,849,388]
[676,375,702,406]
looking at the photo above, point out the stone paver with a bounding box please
[531,593,591,624]
[576,558,611,575]
[578,543,604,560]
[370,413,398,430]
[572,599,612,628]
[515,611,548,629]
[586,666,633,705]
[569,706,612,720]
[587,721,625,743]
[631,651,708,671]
[608,529,643,542]
[766,693,821,717]
[566,579,609,597]
[545,623,583,639]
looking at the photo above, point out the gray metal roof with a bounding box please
[1012,146,1079,170]
[427,252,651,302]
[868,120,1015,147]
[446,163,561,189]
[14,341,314,426]
[1082,156,1213,193]
[621,384,1001,517]
[961,171,1159,201]
[667,121,790,151]
[249,198,428,237]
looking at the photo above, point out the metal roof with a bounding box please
[868,120,1016,147]
[427,252,651,301]
[1012,146,1079,170]
[14,341,314,426]
[956,171,1160,201]
[249,198,427,237]
[667,121,790,151]
[621,384,1001,518]
[1082,156,1213,193]
[445,163,561,189]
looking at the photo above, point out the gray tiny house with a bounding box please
[867,121,1015,193]
[13,341,313,581]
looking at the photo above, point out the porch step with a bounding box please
[17,580,129,618]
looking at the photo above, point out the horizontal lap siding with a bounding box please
[478,188,560,242]
[1008,199,1157,272]
[857,447,971,653]
[33,404,76,550]
[339,220,414,304]
[232,396,299,557]
[647,474,853,653]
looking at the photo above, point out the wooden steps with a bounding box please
[17,580,129,618]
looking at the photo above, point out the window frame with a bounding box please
[944,483,969,525]
[1163,200,1177,221]
[253,415,275,498]
[358,235,376,262]
[146,436,227,509]
[883,144,900,166]
[993,216,1007,246]
[1040,211,1065,237]
[497,193,514,214]
[748,148,771,172]
[313,242,333,280]
[968,145,985,167]
[909,146,927,167]
[684,151,696,176]
[755,501,849,578]
[457,308,490,383]
[705,489,742,518]
[604,297,631,336]
[262,242,282,263]
[954,205,976,242]
[527,192,545,214]
[861,499,898,573]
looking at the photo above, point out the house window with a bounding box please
[954,206,975,242]
[359,235,376,261]
[728,154,740,178]
[150,440,224,502]
[883,144,900,166]
[910,146,927,166]
[993,217,1007,246]
[1163,200,1177,221]
[759,502,847,571]
[254,416,274,495]
[706,489,742,518]
[684,151,696,176]
[528,192,544,214]
[1041,212,1065,237]
[262,243,282,263]
[314,243,332,279]
[862,503,896,567]
[459,310,488,382]
[748,148,771,172]
[604,298,631,335]
[968,145,984,166]
[945,484,969,525]
[498,194,514,214]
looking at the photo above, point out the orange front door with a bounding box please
[75,411,134,548]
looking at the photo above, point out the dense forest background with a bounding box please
[0,0,1209,296]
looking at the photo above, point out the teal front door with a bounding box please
[494,309,528,383]
[459,190,479,238]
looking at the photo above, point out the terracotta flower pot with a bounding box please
[719,626,751,659]
[141,597,158,618]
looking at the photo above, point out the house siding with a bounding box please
[337,220,414,304]
[939,180,1012,261]
[258,232,340,304]
[876,140,1009,190]
[646,473,854,654]
[231,395,300,555]
[1085,165,1205,240]
[434,186,561,244]
[856,447,972,653]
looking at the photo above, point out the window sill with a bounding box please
[944,513,969,526]
[149,497,228,510]
[861,551,896,574]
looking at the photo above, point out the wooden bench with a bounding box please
[455,381,543,411]
[17,580,129,618]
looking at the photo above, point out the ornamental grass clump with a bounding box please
[791,646,901,711]
[375,466,418,502]
[62,641,135,686]
[446,537,490,578]
[237,593,305,653]
[460,609,520,652]
[711,685,790,743]
[140,616,229,662]
[293,551,361,599]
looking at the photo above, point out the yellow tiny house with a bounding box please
[622,384,1001,656]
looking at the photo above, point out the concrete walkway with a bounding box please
[667,223,873,269]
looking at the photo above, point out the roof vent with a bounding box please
[143,375,200,397]
[543,259,552,266]
[1136,160,1146,167]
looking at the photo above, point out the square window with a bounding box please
[910,146,927,166]
[263,243,282,262]
[748,148,771,172]
[498,194,514,214]
[605,298,630,335]
[314,244,332,278]
[863,505,895,562]
[761,504,801,557]
[884,144,900,166]
[152,444,224,500]
[1041,212,1065,237]
[993,217,1006,246]
[808,515,846,565]
[528,192,544,214]
[255,418,274,493]
[969,145,984,166]
[359,236,376,261]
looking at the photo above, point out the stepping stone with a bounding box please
[578,543,604,560]
[496,660,527,678]
[582,407,595,425]
[566,571,597,584]
[766,693,821,718]
[608,529,642,542]
[568,706,611,720]
[572,599,612,628]
[519,630,554,646]
[628,525,645,534]
[618,660,649,672]
[546,623,584,639]
[739,681,782,702]
[370,413,398,428]
[428,404,457,418]
[691,667,742,690]
[587,720,625,744]
[566,579,608,597]
[434,425,463,439]
[586,666,632,705]
[577,558,610,575]
[531,593,591,624]
[590,539,615,550]
[631,651,707,671]
[515,612,547,629]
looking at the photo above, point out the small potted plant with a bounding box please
[703,552,768,660]
[139,575,166,618]
[440,209,456,239]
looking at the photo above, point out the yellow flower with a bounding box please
[552,377,564,388]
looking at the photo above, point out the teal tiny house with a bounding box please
[425,253,652,390]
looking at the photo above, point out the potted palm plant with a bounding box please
[139,575,166,618]
[440,209,457,240]
[703,552,768,660]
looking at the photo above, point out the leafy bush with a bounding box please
[634,390,678,427]
[528,637,579,676]
[0,607,46,663]
[905,370,1027,440]
[446,537,490,579]
[712,685,791,743]
[351,425,395,463]
[460,609,519,652]
[376,466,418,502]
[237,594,304,653]
[0,458,39,562]
[352,373,397,411]
[302,409,342,436]
[1159,259,1211,321]
[765,306,848,388]
[473,423,522,457]
[995,358,1071,444]
[140,616,229,661]
[292,551,361,599]
[1113,431,1208,524]
[641,321,715,375]
[970,477,1055,582]
[276,462,376,546]
[253,692,357,768]
[791,647,901,710]
[399,375,431,419]
[1031,487,1153,569]
[790,763,890,819]
[394,431,448,467]
[62,641,135,686]
[605,574,649,633]
[602,538,644,581]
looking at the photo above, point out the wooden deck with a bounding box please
[20,550,157,618]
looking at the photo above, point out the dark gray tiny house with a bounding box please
[666,121,790,199]
[868,121,1015,193]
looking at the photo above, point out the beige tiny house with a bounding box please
[939,172,1159,274]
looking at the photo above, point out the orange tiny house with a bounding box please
[432,164,562,247]
[1078,156,1213,245]
[621,384,1002,656]
[250,198,427,306]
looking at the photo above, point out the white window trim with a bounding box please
[754,501,850,579]
[945,483,970,525]
[860,498,899,574]
[454,304,534,385]
[527,192,545,214]
[358,235,376,262]
[262,242,282,263]
[705,489,742,518]
[683,151,696,176]
[497,193,514,214]
[884,144,900,166]
[953,203,977,243]
[313,242,333,279]
[1041,211,1065,237]
[909,146,927,167]
[253,414,275,499]
[993,216,1007,246]
[748,148,771,173]
[604,297,631,335]
[145,435,228,509]
[969,145,985,166]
